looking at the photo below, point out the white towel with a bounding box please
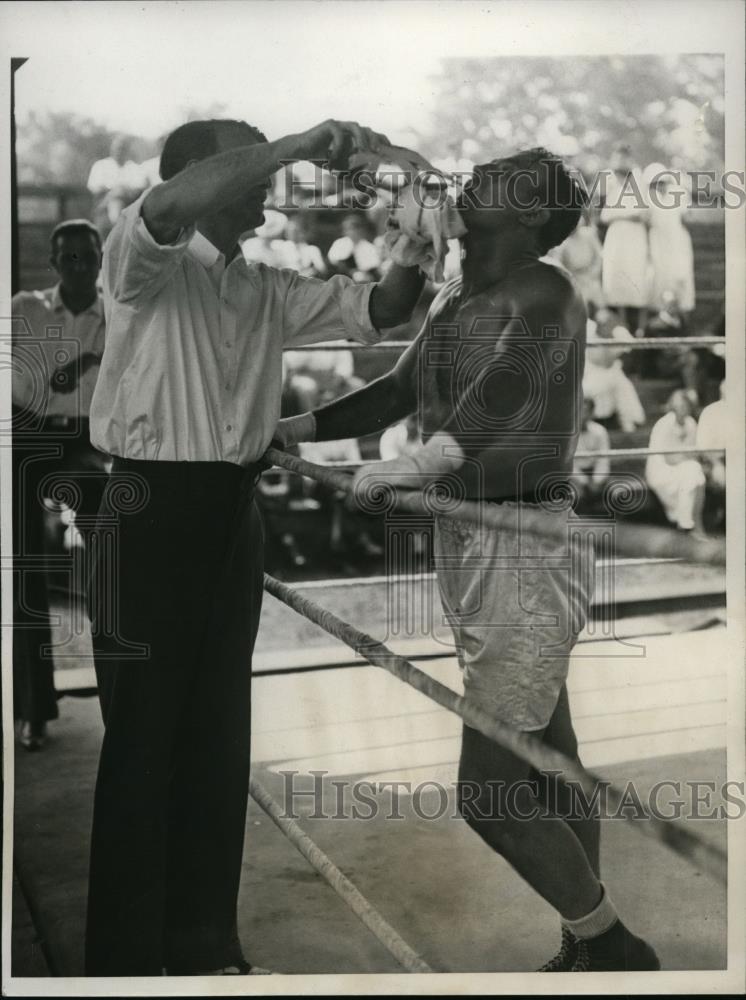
[384,184,466,282]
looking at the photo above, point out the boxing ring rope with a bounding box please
[303,444,724,467]
[253,438,726,956]
[263,573,727,886]
[264,447,726,567]
[285,336,726,351]
[248,777,434,973]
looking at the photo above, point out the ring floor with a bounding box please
[11,623,728,977]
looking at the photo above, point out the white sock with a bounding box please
[561,884,618,940]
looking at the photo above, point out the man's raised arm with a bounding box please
[143,120,389,245]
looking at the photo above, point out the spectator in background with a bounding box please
[282,215,328,277]
[582,311,646,432]
[549,209,604,317]
[87,135,146,235]
[379,413,421,460]
[644,163,695,326]
[379,414,428,559]
[328,212,382,282]
[696,380,726,531]
[12,219,108,750]
[140,135,167,189]
[645,389,706,537]
[241,208,289,266]
[571,398,611,508]
[600,145,649,337]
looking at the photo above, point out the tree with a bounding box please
[417,55,724,179]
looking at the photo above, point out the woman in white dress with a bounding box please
[601,146,650,335]
[644,164,695,320]
[645,390,706,536]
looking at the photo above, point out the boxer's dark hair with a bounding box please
[50,219,102,254]
[160,119,268,181]
[489,147,588,254]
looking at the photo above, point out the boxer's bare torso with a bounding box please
[395,258,588,501]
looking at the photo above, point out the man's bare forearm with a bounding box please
[369,263,425,329]
[143,136,297,242]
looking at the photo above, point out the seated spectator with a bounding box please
[696,380,726,533]
[379,414,428,558]
[379,413,421,460]
[571,399,611,507]
[283,343,362,404]
[241,209,289,266]
[328,213,382,282]
[548,209,604,317]
[299,436,383,559]
[281,216,328,277]
[582,313,646,432]
[87,135,146,235]
[696,380,726,489]
[645,390,706,537]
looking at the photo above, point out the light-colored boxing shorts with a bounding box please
[434,502,594,732]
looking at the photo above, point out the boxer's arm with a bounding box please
[143,120,388,244]
[277,333,421,447]
[351,268,584,486]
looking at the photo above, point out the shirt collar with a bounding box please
[51,284,104,318]
[187,230,249,274]
[187,230,224,269]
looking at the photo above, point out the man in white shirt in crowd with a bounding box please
[645,389,706,537]
[696,380,726,490]
[695,380,726,530]
[85,117,425,977]
[87,134,147,234]
[571,398,611,508]
[12,219,107,750]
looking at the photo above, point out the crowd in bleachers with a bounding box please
[25,140,728,582]
[12,139,728,747]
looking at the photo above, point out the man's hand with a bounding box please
[287,120,390,172]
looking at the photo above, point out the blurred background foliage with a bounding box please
[16,55,724,186]
[418,55,724,179]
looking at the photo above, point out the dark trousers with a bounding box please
[85,458,264,976]
[12,418,107,724]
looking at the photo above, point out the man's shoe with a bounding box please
[538,926,579,971]
[571,928,660,971]
[19,721,46,751]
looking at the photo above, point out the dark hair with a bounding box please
[50,219,102,254]
[159,119,267,181]
[490,148,588,254]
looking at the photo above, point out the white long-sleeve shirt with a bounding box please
[91,194,380,465]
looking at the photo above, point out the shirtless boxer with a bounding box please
[278,148,659,972]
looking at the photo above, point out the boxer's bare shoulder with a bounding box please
[452,260,585,341]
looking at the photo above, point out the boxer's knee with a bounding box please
[457,774,540,856]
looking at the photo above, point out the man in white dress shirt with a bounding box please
[12,219,107,749]
[85,117,424,977]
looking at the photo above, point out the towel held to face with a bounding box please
[384,183,466,283]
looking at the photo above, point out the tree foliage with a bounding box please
[418,55,724,178]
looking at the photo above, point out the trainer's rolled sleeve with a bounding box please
[282,272,379,347]
[104,193,195,305]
